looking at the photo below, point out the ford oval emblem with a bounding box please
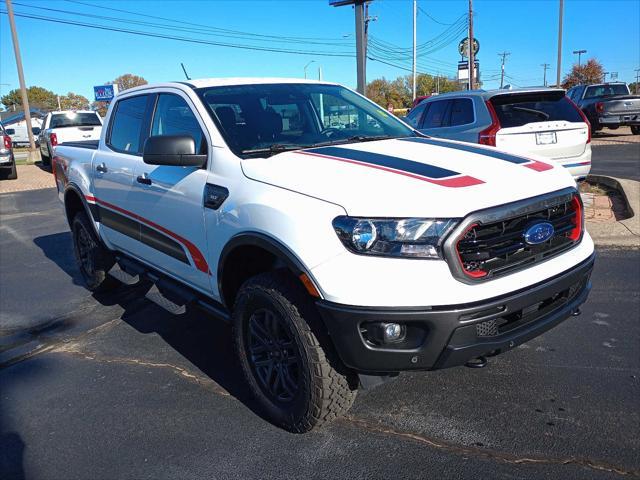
[524,221,555,245]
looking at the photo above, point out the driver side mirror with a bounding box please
[143,134,206,167]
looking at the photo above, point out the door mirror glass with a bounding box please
[143,134,206,167]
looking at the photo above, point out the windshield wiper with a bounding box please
[309,134,400,149]
[241,144,306,158]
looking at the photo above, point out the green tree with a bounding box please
[561,58,605,89]
[366,73,461,109]
[1,86,57,111]
[59,92,90,110]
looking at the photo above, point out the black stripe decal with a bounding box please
[304,146,460,179]
[98,206,189,265]
[398,137,530,165]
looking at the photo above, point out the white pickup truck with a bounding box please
[53,78,595,432]
[39,110,102,166]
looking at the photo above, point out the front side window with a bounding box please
[404,101,428,128]
[422,100,450,128]
[108,95,149,154]
[151,94,206,154]
[196,83,414,157]
[449,99,474,126]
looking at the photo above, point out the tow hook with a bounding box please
[572,308,582,317]
[465,356,487,369]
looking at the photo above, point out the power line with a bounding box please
[417,6,457,26]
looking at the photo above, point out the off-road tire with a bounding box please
[631,125,640,135]
[71,211,118,292]
[232,271,357,433]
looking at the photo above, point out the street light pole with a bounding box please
[303,60,315,79]
[541,63,550,87]
[556,0,563,87]
[573,49,587,66]
[5,0,37,161]
[412,0,417,101]
[468,0,475,90]
[354,0,367,94]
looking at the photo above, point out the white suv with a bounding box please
[53,78,595,432]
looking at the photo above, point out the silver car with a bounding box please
[0,123,17,180]
[403,88,592,180]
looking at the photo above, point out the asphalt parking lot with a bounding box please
[1,146,639,479]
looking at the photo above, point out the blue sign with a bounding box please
[94,84,119,102]
[524,222,555,245]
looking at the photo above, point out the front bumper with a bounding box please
[317,253,594,373]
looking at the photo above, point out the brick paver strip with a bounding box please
[0,165,55,194]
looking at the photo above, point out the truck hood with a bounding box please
[240,136,576,218]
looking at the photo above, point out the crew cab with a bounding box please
[567,82,640,134]
[53,78,594,432]
[39,110,102,166]
[404,88,592,180]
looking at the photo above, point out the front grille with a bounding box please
[456,195,582,280]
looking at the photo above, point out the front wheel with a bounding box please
[631,125,640,135]
[232,271,357,433]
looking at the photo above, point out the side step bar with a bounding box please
[111,255,231,323]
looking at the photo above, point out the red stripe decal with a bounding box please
[298,151,484,188]
[86,195,210,274]
[524,160,554,172]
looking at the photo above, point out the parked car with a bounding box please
[412,95,431,108]
[567,82,640,134]
[403,88,592,181]
[0,123,17,180]
[38,110,102,166]
[4,124,42,147]
[53,78,594,432]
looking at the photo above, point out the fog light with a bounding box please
[383,323,403,342]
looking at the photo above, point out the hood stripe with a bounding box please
[399,137,554,172]
[300,146,484,188]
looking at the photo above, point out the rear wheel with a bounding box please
[631,126,640,135]
[71,211,118,292]
[6,159,17,180]
[232,271,357,433]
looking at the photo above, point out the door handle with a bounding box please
[96,162,107,173]
[136,173,152,185]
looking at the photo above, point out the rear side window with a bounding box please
[108,95,149,154]
[151,94,207,154]
[50,112,101,128]
[422,100,450,128]
[490,92,582,128]
[449,99,474,126]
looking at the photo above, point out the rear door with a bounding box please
[129,90,212,293]
[92,93,153,256]
[490,91,588,160]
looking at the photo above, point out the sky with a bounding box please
[1,0,639,104]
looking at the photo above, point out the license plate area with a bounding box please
[536,131,557,145]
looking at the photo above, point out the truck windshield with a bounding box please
[584,84,630,99]
[196,83,415,157]
[490,91,583,128]
[50,112,102,128]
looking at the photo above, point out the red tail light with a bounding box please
[568,195,584,241]
[595,102,604,113]
[50,132,58,147]
[566,96,591,144]
[2,135,11,150]
[478,101,500,147]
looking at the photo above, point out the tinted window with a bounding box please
[490,92,582,127]
[584,84,629,99]
[32,127,41,135]
[6,128,15,135]
[50,112,101,128]
[422,100,450,128]
[404,101,428,128]
[449,99,474,126]
[151,94,206,154]
[109,95,149,154]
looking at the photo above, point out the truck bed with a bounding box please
[59,140,99,150]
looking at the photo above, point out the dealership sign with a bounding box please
[94,84,119,102]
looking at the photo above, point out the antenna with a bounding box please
[181,63,191,80]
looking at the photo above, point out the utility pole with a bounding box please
[436,73,440,94]
[6,0,37,161]
[573,49,586,66]
[602,71,609,82]
[412,0,417,100]
[468,0,475,90]
[541,63,550,87]
[635,68,640,94]
[498,52,510,88]
[556,0,563,87]
[355,1,367,94]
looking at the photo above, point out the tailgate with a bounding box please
[496,121,588,159]
[54,126,102,144]
[490,91,588,160]
[602,97,640,115]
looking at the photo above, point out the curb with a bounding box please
[585,174,640,247]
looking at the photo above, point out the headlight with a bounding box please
[332,216,459,259]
